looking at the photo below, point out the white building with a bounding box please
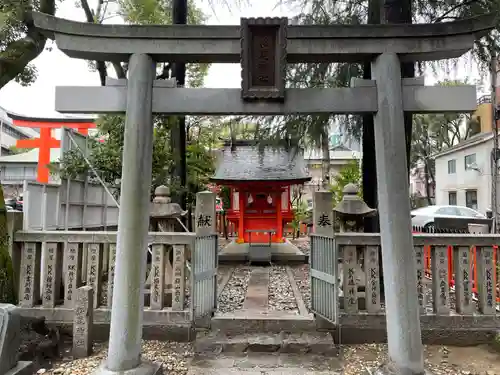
[0,107,40,155]
[301,145,361,208]
[434,132,497,215]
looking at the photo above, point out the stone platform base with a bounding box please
[93,361,162,375]
[218,240,306,263]
[5,362,33,375]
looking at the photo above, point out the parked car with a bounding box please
[4,198,17,210]
[16,194,23,211]
[410,205,486,230]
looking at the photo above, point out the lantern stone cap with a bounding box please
[150,185,187,218]
[333,183,377,217]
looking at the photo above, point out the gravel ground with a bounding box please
[217,266,251,313]
[268,266,298,312]
[37,341,193,375]
[290,264,311,310]
[342,343,500,375]
[291,237,310,256]
[37,342,500,375]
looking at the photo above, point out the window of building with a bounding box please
[1,124,29,140]
[447,159,456,174]
[465,190,478,209]
[464,154,476,170]
[448,191,457,205]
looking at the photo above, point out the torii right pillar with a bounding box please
[372,53,425,375]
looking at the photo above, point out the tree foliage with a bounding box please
[56,115,215,206]
[57,0,215,209]
[0,0,56,88]
[330,159,362,206]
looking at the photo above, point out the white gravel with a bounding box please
[42,341,193,375]
[217,266,251,313]
[291,237,310,256]
[268,266,298,312]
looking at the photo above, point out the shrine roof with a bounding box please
[211,143,311,184]
[6,110,96,124]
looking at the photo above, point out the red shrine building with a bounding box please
[211,140,311,262]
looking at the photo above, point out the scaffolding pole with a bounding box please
[491,53,498,233]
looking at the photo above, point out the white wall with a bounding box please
[435,139,493,214]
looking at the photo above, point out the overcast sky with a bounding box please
[0,1,483,117]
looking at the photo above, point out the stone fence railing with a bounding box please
[312,233,499,336]
[12,230,196,326]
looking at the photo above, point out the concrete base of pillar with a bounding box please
[365,363,433,375]
[93,361,162,375]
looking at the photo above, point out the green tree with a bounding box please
[56,0,213,210]
[0,0,56,88]
[279,0,500,207]
[330,159,362,206]
[56,115,215,207]
[0,0,58,303]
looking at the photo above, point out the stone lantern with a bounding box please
[149,185,188,232]
[334,183,377,311]
[333,183,376,232]
[145,185,188,293]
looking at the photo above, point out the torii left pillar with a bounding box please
[96,53,160,375]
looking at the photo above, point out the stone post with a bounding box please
[73,286,93,358]
[372,53,424,375]
[195,191,216,236]
[312,191,333,236]
[102,53,159,375]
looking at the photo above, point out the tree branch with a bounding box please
[0,0,56,89]
[80,0,108,86]
[433,0,482,23]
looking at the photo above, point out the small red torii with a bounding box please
[6,112,96,184]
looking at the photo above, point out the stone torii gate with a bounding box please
[31,12,494,375]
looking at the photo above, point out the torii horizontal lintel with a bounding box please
[55,85,477,115]
[17,138,60,148]
[32,12,495,63]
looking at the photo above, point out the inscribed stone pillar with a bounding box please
[104,53,158,375]
[73,286,93,358]
[313,191,333,236]
[372,53,424,375]
[195,191,216,236]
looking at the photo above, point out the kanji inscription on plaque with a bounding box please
[241,17,287,101]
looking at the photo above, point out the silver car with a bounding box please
[411,205,486,230]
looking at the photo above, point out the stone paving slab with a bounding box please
[243,267,270,310]
[187,352,342,375]
[195,331,337,355]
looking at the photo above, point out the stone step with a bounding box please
[187,352,342,375]
[195,331,337,356]
[211,311,317,334]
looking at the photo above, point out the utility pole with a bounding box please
[171,0,187,211]
[491,53,498,232]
